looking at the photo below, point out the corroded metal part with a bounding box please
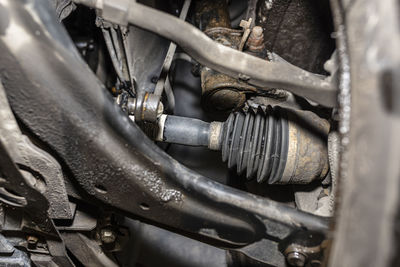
[74,0,338,107]
[281,109,330,184]
[194,0,230,30]
[195,2,270,116]
[197,0,249,115]
[204,27,243,49]
[201,68,257,114]
[282,230,328,267]
[247,26,265,53]
[196,0,258,116]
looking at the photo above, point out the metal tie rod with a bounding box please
[73,0,338,107]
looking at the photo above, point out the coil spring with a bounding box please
[221,106,289,184]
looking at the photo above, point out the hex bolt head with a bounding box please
[287,251,307,266]
[100,228,117,244]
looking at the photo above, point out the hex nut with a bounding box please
[100,228,117,244]
[287,251,307,266]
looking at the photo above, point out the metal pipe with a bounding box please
[109,27,131,82]
[127,2,337,107]
[153,0,191,97]
[102,28,126,82]
[164,76,175,112]
[73,0,337,107]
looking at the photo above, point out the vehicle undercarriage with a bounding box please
[0,0,399,266]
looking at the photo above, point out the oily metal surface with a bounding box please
[196,0,255,115]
